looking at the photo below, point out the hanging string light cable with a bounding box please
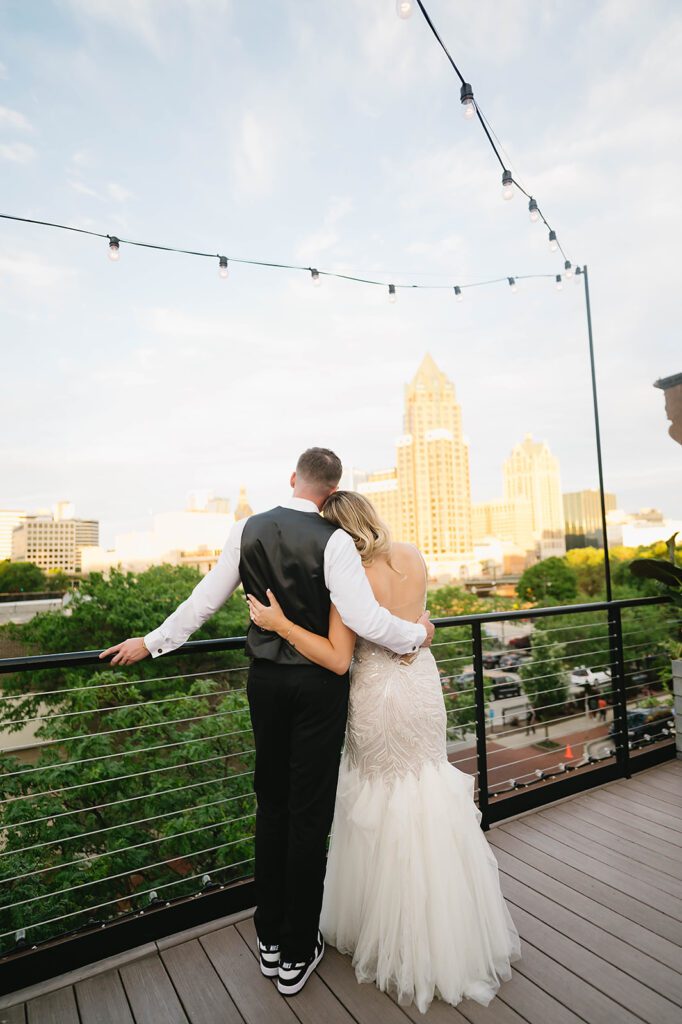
[0,211,572,297]
[410,0,571,264]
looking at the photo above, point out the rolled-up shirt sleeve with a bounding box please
[143,519,245,658]
[325,530,426,655]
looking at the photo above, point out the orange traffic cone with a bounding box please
[565,743,573,759]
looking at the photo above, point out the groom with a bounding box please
[101,448,433,995]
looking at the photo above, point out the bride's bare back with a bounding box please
[364,542,427,624]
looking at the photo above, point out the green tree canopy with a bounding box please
[0,560,46,594]
[517,557,578,605]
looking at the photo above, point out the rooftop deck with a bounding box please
[3,758,680,1024]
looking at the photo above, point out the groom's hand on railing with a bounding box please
[99,637,151,666]
[418,611,435,648]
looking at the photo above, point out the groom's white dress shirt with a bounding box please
[143,497,427,659]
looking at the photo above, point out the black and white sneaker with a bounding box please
[277,931,325,996]
[257,937,280,978]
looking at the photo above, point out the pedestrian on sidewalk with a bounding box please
[597,696,608,722]
[525,706,536,735]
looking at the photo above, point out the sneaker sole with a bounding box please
[277,941,325,996]
[260,963,279,978]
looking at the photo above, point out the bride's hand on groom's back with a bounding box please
[246,589,290,635]
[418,611,435,648]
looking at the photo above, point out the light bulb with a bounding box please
[460,82,475,120]
[311,268,320,286]
[564,260,573,279]
[555,274,563,291]
[528,198,539,223]
[574,266,583,282]
[508,277,517,293]
[388,284,396,303]
[218,256,229,279]
[396,0,413,17]
[454,285,463,302]
[108,237,120,261]
[548,229,558,252]
[502,169,514,200]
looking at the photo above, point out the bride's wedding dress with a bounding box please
[320,637,522,1013]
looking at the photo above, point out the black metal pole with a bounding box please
[472,621,490,830]
[580,264,613,602]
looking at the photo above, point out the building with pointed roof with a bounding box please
[359,354,473,574]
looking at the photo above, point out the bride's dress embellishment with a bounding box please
[320,638,522,1013]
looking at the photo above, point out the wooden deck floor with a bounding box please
[3,759,681,1024]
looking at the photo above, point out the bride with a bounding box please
[246,491,522,1013]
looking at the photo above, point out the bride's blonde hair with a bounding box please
[322,490,393,567]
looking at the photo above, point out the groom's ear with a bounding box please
[290,471,297,489]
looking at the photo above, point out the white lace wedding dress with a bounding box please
[319,637,522,1013]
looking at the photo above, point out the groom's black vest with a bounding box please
[239,506,341,666]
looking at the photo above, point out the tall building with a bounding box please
[0,509,27,561]
[563,489,617,549]
[234,486,253,521]
[12,508,99,573]
[359,354,473,573]
[81,490,247,574]
[472,497,535,553]
[502,434,566,559]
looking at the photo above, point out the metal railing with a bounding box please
[0,594,677,994]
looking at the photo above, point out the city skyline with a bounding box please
[1,1,680,544]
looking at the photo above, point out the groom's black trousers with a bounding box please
[246,658,350,962]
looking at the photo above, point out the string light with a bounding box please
[460,82,475,120]
[1,213,580,300]
[396,0,413,18]
[508,277,517,293]
[501,170,514,200]
[548,230,558,252]
[410,0,571,265]
[555,274,563,291]
[564,260,573,279]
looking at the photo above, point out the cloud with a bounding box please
[294,196,353,262]
[69,179,100,198]
[0,105,32,131]
[0,141,35,163]
[0,251,77,290]
[107,182,133,203]
[64,0,233,56]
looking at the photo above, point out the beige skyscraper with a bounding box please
[503,434,566,558]
[359,354,472,571]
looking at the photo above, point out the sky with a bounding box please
[1,0,680,548]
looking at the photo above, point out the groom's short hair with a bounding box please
[296,447,343,492]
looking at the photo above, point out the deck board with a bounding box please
[161,939,244,1024]
[6,759,682,1024]
[75,972,133,1024]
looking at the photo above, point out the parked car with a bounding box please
[499,652,529,670]
[453,671,476,689]
[487,671,523,701]
[482,651,504,670]
[609,705,674,744]
[568,665,611,698]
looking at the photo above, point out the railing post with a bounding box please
[472,621,490,830]
[608,605,631,779]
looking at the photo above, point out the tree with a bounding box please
[0,564,253,950]
[517,558,578,605]
[519,628,569,724]
[565,548,606,598]
[0,560,46,594]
